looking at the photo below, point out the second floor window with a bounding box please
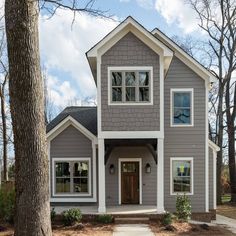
[110,68,152,104]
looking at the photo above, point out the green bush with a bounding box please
[176,194,191,222]
[62,208,82,226]
[51,207,56,222]
[96,214,113,224]
[162,212,174,226]
[0,184,15,224]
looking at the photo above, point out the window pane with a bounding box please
[56,162,70,177]
[74,162,88,177]
[73,178,88,193]
[126,87,135,101]
[173,160,191,193]
[174,108,191,124]
[56,178,70,193]
[139,87,149,101]
[125,72,136,86]
[139,72,149,86]
[112,72,122,86]
[122,163,137,173]
[174,92,190,107]
[112,87,122,101]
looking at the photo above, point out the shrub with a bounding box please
[96,214,113,224]
[0,183,15,224]
[176,194,191,222]
[51,208,56,222]
[162,212,174,226]
[62,208,82,226]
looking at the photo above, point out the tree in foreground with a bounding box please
[5,0,110,235]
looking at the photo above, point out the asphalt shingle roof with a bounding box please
[46,106,97,136]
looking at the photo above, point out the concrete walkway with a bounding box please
[113,224,154,236]
[212,214,236,234]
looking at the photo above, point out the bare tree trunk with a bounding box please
[5,1,52,235]
[0,85,8,181]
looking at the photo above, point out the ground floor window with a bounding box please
[53,158,91,196]
[170,157,193,195]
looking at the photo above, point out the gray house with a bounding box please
[47,17,220,218]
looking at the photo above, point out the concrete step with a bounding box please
[115,217,150,224]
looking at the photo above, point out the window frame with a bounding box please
[170,157,194,195]
[170,88,194,127]
[52,157,91,197]
[108,66,153,105]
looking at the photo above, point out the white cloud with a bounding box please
[120,0,130,2]
[39,11,118,107]
[155,0,198,33]
[137,0,154,9]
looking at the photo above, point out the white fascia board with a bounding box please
[208,139,220,152]
[47,115,97,143]
[152,28,217,83]
[87,16,173,58]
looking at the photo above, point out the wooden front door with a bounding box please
[121,161,139,204]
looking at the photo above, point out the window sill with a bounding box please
[108,102,153,106]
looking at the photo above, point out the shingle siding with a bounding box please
[101,32,160,131]
[164,56,206,212]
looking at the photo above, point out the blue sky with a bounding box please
[39,0,200,115]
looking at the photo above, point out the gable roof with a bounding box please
[152,28,217,83]
[46,106,97,136]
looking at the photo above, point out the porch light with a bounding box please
[145,163,151,173]
[109,164,115,174]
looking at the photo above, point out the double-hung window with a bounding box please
[53,158,90,196]
[171,157,193,195]
[109,67,153,104]
[171,88,194,126]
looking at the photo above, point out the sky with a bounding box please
[39,0,202,114]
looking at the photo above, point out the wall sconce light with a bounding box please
[145,163,151,173]
[109,164,115,174]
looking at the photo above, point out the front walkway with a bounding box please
[113,224,154,236]
[213,214,236,234]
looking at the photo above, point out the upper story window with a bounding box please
[170,88,194,127]
[109,67,153,105]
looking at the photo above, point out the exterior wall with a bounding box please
[50,125,95,200]
[101,32,160,131]
[164,56,206,212]
[105,146,157,205]
[209,147,214,210]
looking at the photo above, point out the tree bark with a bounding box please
[5,1,52,235]
[0,84,8,181]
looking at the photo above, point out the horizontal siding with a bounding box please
[164,56,206,212]
[105,146,157,205]
[101,32,160,131]
[50,125,94,200]
[209,148,214,209]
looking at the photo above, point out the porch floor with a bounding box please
[54,205,158,215]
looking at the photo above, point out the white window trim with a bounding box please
[108,66,153,105]
[170,157,194,195]
[118,158,142,205]
[52,157,92,197]
[170,88,194,127]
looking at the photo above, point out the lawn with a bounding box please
[217,203,236,220]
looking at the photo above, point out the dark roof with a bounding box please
[46,106,97,136]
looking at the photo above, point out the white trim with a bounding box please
[87,17,173,58]
[160,55,164,135]
[170,88,194,127]
[152,28,216,83]
[52,157,92,197]
[208,139,220,152]
[98,131,164,139]
[92,141,97,202]
[118,158,142,205]
[170,157,194,195]
[107,66,153,105]
[98,138,106,213]
[48,141,51,196]
[97,55,102,135]
[157,138,165,213]
[47,115,97,143]
[205,80,209,212]
[212,150,217,209]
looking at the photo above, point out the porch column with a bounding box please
[157,138,165,213]
[98,138,106,213]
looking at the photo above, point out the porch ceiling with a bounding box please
[104,139,157,164]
